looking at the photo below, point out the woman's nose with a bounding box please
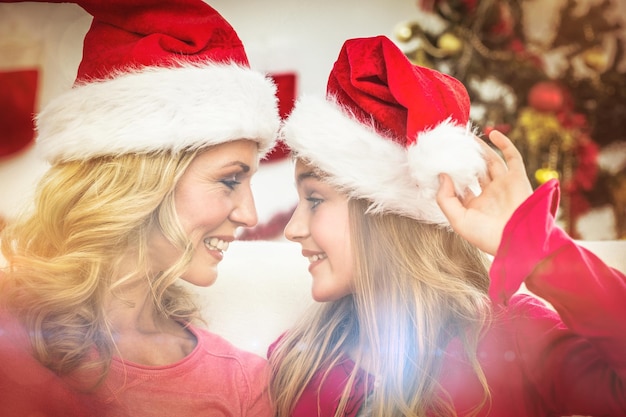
[231,186,258,228]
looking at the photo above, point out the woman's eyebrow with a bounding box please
[223,161,250,173]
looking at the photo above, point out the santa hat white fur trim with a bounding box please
[36,62,279,163]
[407,121,485,198]
[281,95,486,225]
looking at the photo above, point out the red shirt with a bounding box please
[0,313,273,417]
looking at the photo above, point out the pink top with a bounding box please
[0,313,273,417]
[270,179,626,416]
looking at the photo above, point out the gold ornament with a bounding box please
[583,46,609,73]
[534,167,560,184]
[437,32,463,55]
[394,23,414,43]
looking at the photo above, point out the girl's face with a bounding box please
[150,139,259,287]
[284,159,354,302]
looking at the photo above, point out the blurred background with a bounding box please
[1,0,625,240]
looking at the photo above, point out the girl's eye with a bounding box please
[306,197,322,210]
[220,176,241,190]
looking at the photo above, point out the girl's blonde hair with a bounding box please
[0,150,203,385]
[270,198,493,417]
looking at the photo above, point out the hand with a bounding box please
[436,130,533,255]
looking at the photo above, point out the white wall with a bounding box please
[0,0,417,221]
[210,0,417,94]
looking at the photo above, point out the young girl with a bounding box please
[268,35,626,417]
[0,1,279,416]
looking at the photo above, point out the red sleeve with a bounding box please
[505,294,626,415]
[489,179,626,414]
[489,179,565,304]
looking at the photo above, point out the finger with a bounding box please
[460,185,477,205]
[478,169,492,190]
[488,130,526,174]
[436,173,456,199]
[436,174,467,225]
[476,136,507,179]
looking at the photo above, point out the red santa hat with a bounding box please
[280,35,485,225]
[35,0,279,163]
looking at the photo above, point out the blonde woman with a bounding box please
[0,1,279,416]
[268,35,626,417]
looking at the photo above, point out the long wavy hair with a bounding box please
[270,198,493,417]
[0,149,203,385]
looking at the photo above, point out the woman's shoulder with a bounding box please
[0,306,31,349]
[188,325,270,394]
[191,324,268,367]
[0,307,67,388]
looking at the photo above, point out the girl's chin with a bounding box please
[311,288,339,302]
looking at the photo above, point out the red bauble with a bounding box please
[528,81,567,113]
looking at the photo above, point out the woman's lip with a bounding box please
[206,247,224,261]
[203,237,231,261]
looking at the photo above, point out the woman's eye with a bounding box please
[220,176,241,190]
[306,197,322,210]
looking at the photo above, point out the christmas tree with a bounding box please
[395,0,626,239]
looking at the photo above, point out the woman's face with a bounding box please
[150,139,259,287]
[284,159,354,302]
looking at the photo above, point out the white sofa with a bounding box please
[193,239,626,358]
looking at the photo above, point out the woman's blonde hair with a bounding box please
[0,149,203,385]
[270,198,493,417]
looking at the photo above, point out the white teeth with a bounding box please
[308,253,327,263]
[204,237,229,252]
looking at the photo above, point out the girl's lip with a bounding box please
[303,250,327,272]
[301,249,323,258]
[308,258,324,273]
